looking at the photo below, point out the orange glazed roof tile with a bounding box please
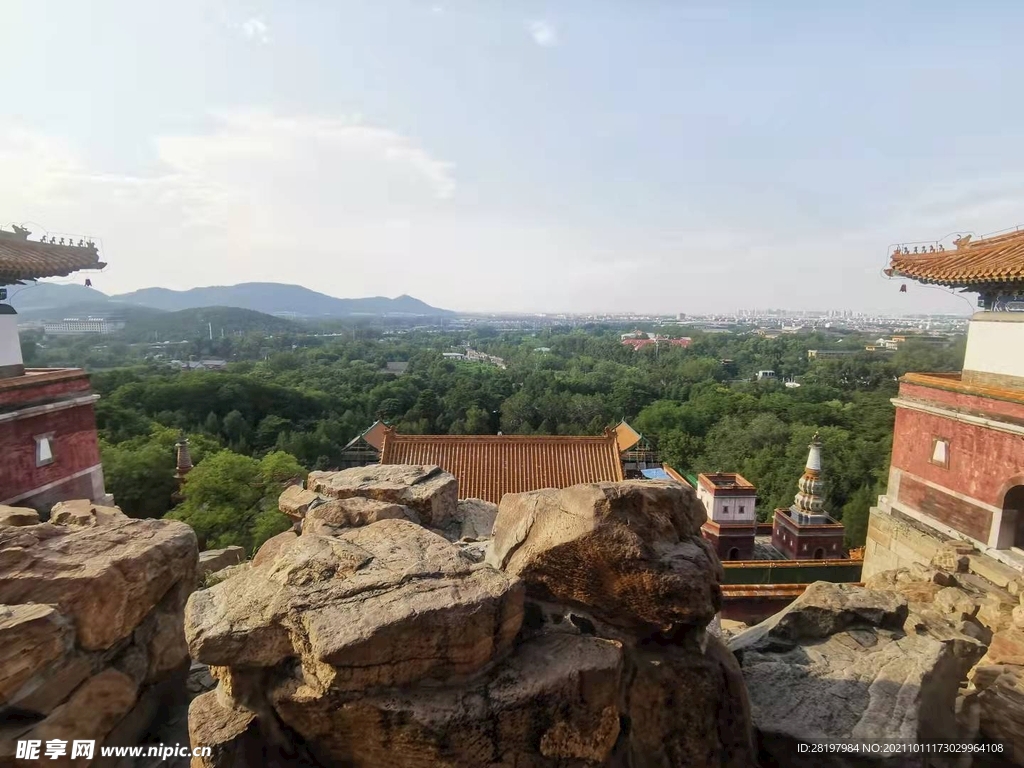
[888,228,1024,288]
[379,430,624,504]
[0,233,105,284]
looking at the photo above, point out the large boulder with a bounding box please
[0,514,197,762]
[252,531,298,568]
[307,465,458,528]
[272,633,624,768]
[973,666,1024,761]
[278,484,320,526]
[0,517,197,651]
[730,582,973,766]
[487,480,721,636]
[186,520,524,693]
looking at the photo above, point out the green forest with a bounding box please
[28,324,965,554]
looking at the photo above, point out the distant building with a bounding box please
[771,434,846,560]
[174,359,228,371]
[442,352,466,361]
[383,361,409,375]
[172,434,193,504]
[807,349,857,360]
[43,317,125,335]
[337,420,388,470]
[614,420,659,477]
[697,473,758,561]
[756,370,776,381]
[865,228,1024,577]
[0,226,109,513]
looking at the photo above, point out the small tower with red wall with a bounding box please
[697,472,758,560]
[772,434,846,560]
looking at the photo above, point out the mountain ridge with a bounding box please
[8,281,453,317]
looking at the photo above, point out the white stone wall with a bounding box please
[0,313,24,369]
[963,312,1024,382]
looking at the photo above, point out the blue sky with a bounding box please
[2,1,1022,314]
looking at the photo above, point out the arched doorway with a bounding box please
[813,547,825,560]
[1005,486,1024,551]
[728,547,740,561]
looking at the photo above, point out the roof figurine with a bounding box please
[887,227,1024,307]
[0,226,105,286]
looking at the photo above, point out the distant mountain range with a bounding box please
[8,281,453,318]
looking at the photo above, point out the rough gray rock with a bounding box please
[730,582,975,767]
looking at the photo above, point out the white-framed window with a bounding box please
[723,505,729,514]
[35,433,54,467]
[739,505,745,515]
[930,438,950,469]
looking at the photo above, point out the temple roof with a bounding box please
[887,228,1024,289]
[0,227,105,284]
[379,430,624,504]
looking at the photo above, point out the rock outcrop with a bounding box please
[488,480,722,636]
[0,507,198,764]
[185,477,752,767]
[197,546,246,581]
[730,581,983,767]
[307,464,458,528]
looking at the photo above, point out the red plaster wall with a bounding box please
[0,373,92,409]
[0,404,102,502]
[897,474,992,542]
[701,525,756,560]
[891,406,1024,509]
[772,513,844,559]
[901,382,1024,425]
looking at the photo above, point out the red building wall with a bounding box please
[0,404,102,503]
[891,404,1024,510]
[772,512,845,560]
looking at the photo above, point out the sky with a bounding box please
[2,1,1023,315]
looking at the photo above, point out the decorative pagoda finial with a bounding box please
[792,433,826,519]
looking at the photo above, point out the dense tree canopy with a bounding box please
[44,322,965,551]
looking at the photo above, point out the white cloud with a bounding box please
[431,5,444,14]
[0,113,457,297]
[241,16,269,43]
[528,19,558,48]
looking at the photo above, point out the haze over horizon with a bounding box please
[2,1,1021,316]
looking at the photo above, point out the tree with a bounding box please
[168,450,306,553]
[842,484,877,548]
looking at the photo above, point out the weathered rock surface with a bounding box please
[973,665,1024,762]
[49,498,129,527]
[303,496,419,537]
[488,480,720,636]
[278,484,320,526]
[274,633,623,767]
[307,465,458,528]
[197,546,246,580]
[731,582,974,766]
[0,505,39,527]
[251,530,298,567]
[0,517,197,650]
[185,478,753,767]
[627,636,755,768]
[0,604,71,705]
[186,520,524,692]
[449,497,498,540]
[0,510,198,763]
